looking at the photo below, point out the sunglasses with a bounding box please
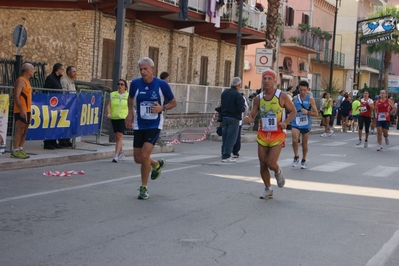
[117,83,125,86]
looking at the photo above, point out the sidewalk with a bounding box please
[0,124,327,171]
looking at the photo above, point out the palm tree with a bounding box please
[365,6,399,90]
[265,0,281,69]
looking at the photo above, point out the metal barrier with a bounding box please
[0,85,109,152]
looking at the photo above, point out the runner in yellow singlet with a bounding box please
[243,70,296,200]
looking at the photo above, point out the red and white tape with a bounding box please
[165,104,219,144]
[43,170,85,177]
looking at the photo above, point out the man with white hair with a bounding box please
[243,69,296,199]
[219,77,246,163]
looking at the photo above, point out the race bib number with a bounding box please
[295,114,308,126]
[261,114,277,131]
[360,106,367,113]
[378,112,386,121]
[140,101,158,120]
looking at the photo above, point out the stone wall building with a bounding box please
[0,0,266,87]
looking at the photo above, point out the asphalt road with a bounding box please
[1,130,399,266]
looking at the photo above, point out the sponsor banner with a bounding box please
[361,16,397,37]
[26,92,103,140]
[0,94,10,153]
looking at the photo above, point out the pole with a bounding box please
[234,0,244,77]
[109,0,127,143]
[328,0,339,93]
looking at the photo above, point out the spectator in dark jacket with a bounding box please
[43,63,64,149]
[220,77,245,162]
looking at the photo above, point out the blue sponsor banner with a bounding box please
[26,92,103,140]
[75,92,103,137]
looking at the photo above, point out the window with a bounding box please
[285,6,294,26]
[302,13,309,25]
[223,60,232,87]
[101,39,115,79]
[149,47,159,77]
[200,56,208,85]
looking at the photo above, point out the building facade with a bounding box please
[0,0,266,87]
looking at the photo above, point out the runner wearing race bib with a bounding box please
[374,90,396,151]
[357,91,374,148]
[243,69,296,199]
[290,81,318,169]
[125,57,177,200]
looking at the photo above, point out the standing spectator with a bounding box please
[389,96,395,126]
[125,57,177,200]
[351,95,361,132]
[341,94,351,132]
[220,77,245,162]
[107,79,129,163]
[43,63,64,149]
[321,92,333,137]
[159,71,169,82]
[59,66,77,147]
[319,92,326,126]
[375,90,396,151]
[232,92,249,158]
[243,69,296,199]
[291,81,318,169]
[336,90,345,125]
[11,63,35,159]
[330,100,338,127]
[357,91,374,148]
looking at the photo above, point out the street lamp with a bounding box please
[328,0,341,93]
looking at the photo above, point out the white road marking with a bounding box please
[367,229,399,266]
[0,165,199,203]
[309,161,355,172]
[363,166,399,177]
[320,141,348,146]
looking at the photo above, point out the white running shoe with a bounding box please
[385,137,389,145]
[301,161,307,169]
[377,146,383,152]
[328,130,334,137]
[260,188,273,199]
[356,139,362,145]
[112,154,119,163]
[364,141,368,148]
[291,157,299,167]
[275,170,285,188]
[320,133,327,137]
[118,152,125,161]
[222,157,236,163]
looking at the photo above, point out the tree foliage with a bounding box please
[265,0,281,69]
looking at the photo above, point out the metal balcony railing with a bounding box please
[157,0,266,31]
[281,28,324,52]
[310,49,345,67]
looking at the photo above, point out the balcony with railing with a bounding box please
[310,49,345,68]
[280,28,324,54]
[220,1,267,31]
[360,56,382,71]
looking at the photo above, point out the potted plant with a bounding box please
[289,36,298,43]
[322,31,332,41]
[310,27,322,36]
[298,23,310,32]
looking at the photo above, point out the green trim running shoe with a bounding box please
[10,150,28,159]
[19,149,30,158]
[138,186,149,200]
[151,159,166,180]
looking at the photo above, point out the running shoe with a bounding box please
[291,157,299,167]
[275,170,285,188]
[364,141,368,148]
[221,157,237,163]
[259,188,273,199]
[232,154,239,158]
[138,186,149,200]
[320,133,327,137]
[301,161,307,169]
[356,139,362,145]
[19,149,30,158]
[112,154,118,163]
[151,159,166,180]
[328,130,334,137]
[118,152,125,161]
[10,150,28,159]
[385,137,389,145]
[377,146,383,152]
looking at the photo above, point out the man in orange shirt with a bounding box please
[12,63,35,159]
